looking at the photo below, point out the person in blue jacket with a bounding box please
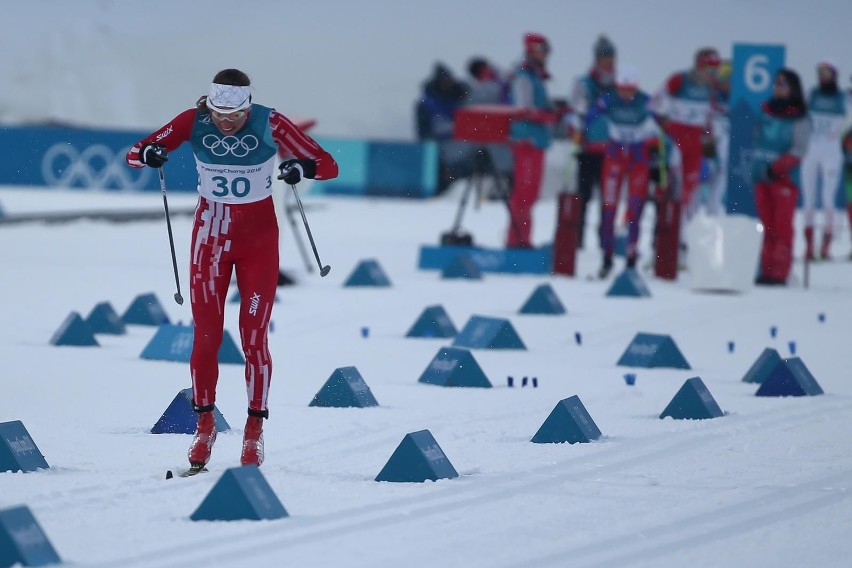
[752,68,810,285]
[506,33,560,248]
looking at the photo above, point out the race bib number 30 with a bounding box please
[197,156,276,203]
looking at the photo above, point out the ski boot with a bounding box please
[820,232,832,261]
[187,408,217,468]
[241,409,267,466]
[598,254,614,279]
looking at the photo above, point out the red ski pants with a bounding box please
[666,124,703,211]
[600,150,649,256]
[755,180,798,281]
[189,196,279,414]
[507,141,545,247]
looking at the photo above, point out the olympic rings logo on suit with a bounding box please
[202,134,259,158]
[41,143,150,189]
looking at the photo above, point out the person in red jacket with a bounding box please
[652,48,720,224]
[752,68,810,285]
[126,68,338,470]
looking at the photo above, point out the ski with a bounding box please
[166,465,208,479]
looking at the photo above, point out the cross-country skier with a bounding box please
[587,66,659,276]
[126,69,338,469]
[651,48,721,222]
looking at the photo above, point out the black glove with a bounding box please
[277,159,317,184]
[140,143,168,168]
[766,164,778,181]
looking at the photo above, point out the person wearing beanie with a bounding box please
[126,68,339,471]
[568,34,617,249]
[799,61,851,260]
[752,68,810,285]
[584,66,659,277]
[651,47,721,228]
[505,32,558,248]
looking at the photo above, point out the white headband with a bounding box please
[206,83,251,113]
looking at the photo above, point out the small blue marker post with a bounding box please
[574,332,582,345]
[624,373,636,386]
[818,313,826,323]
[507,376,514,387]
[521,376,528,387]
[361,326,369,338]
[532,377,538,388]
[770,326,778,338]
[788,340,796,355]
[727,341,735,353]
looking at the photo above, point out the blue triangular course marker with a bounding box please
[122,292,170,326]
[140,324,245,365]
[229,290,281,304]
[660,377,724,420]
[441,253,483,280]
[85,301,127,335]
[606,269,651,297]
[614,233,628,257]
[190,465,289,521]
[418,346,492,388]
[616,332,691,369]
[519,283,566,315]
[531,395,601,444]
[309,366,380,408]
[343,259,392,287]
[0,420,49,473]
[741,347,784,384]
[49,311,99,347]
[452,315,526,350]
[405,305,457,338]
[0,506,62,567]
[375,429,459,483]
[755,357,824,397]
[151,388,230,434]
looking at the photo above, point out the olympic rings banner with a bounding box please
[0,125,199,192]
[0,126,439,198]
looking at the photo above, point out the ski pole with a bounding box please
[158,167,184,305]
[289,183,331,277]
[283,188,314,273]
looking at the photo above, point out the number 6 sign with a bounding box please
[725,43,786,215]
[731,44,786,109]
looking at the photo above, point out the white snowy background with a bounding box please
[2,1,852,567]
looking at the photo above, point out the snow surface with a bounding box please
[1,184,852,567]
[3,1,852,565]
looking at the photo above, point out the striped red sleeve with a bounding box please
[125,108,196,169]
[269,110,339,180]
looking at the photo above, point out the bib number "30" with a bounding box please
[211,175,272,197]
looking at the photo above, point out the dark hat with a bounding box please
[594,35,616,58]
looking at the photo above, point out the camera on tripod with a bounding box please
[439,105,522,247]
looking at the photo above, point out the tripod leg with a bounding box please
[484,146,526,247]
